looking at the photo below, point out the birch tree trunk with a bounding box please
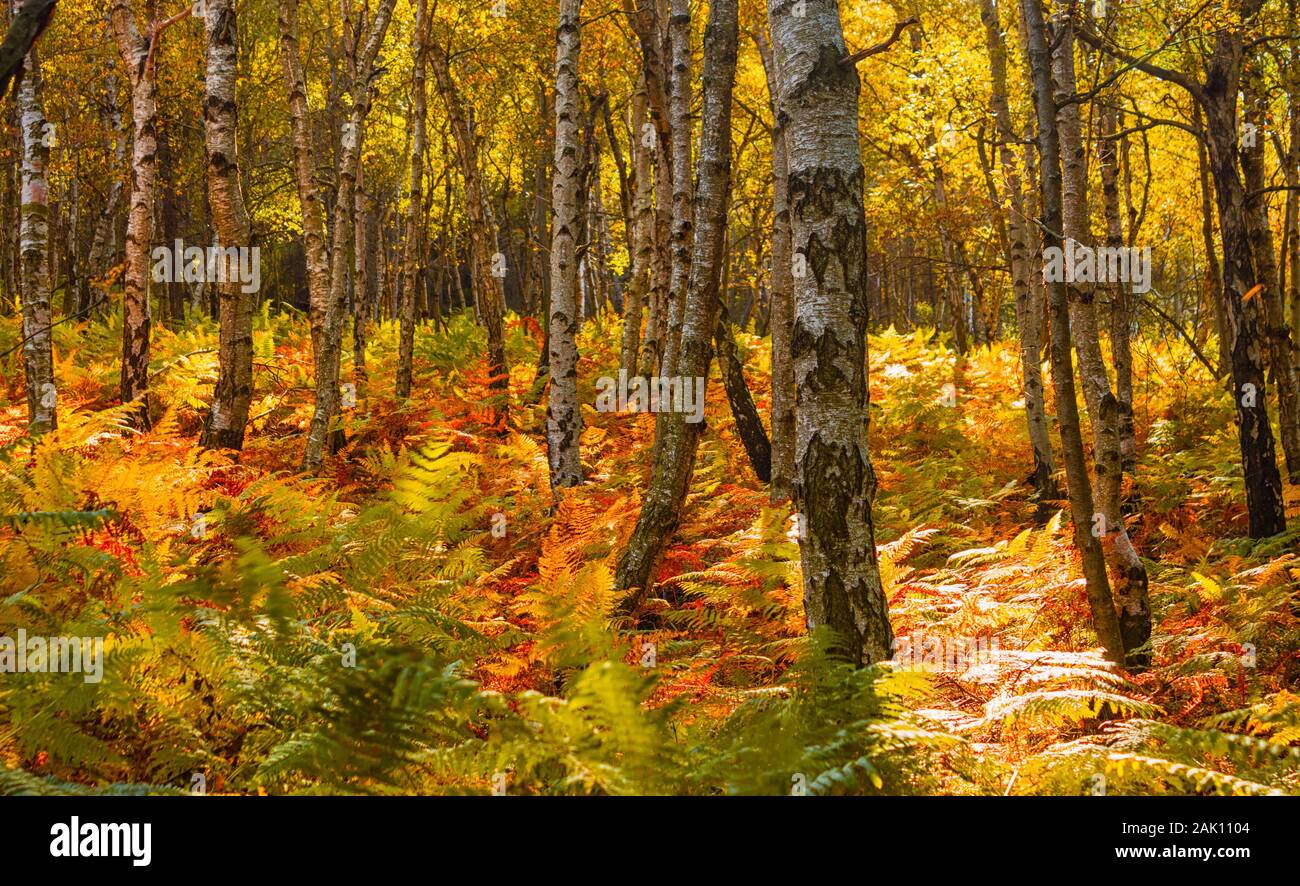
[397,0,429,401]
[615,0,737,610]
[638,134,672,378]
[1091,14,1137,477]
[980,0,1054,497]
[715,308,772,482]
[1052,12,1150,663]
[354,168,371,388]
[754,26,796,503]
[312,0,395,470]
[659,0,693,377]
[278,0,331,460]
[18,43,53,435]
[1078,0,1285,538]
[1022,0,1124,664]
[1203,54,1287,537]
[1241,60,1300,483]
[767,0,892,665]
[1099,96,1136,475]
[430,39,511,422]
[547,0,584,488]
[623,0,671,380]
[109,0,157,430]
[1193,101,1228,373]
[83,78,125,318]
[154,121,184,327]
[530,85,552,330]
[1288,43,1300,367]
[199,0,255,452]
[619,76,653,377]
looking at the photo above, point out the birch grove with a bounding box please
[6,0,1300,770]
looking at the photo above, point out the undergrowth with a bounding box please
[0,309,1296,795]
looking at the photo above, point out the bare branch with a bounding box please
[841,17,918,66]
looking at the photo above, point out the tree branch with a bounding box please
[0,0,58,99]
[1073,6,1210,105]
[841,17,918,66]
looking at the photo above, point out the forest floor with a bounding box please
[1,308,1298,795]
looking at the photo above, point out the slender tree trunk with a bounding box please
[623,0,669,381]
[620,76,653,377]
[766,0,893,665]
[430,39,511,422]
[199,0,256,452]
[660,0,693,377]
[62,177,79,320]
[588,153,611,317]
[1,108,13,317]
[715,308,772,482]
[755,26,795,503]
[1051,12,1149,664]
[1203,58,1287,536]
[1022,0,1125,664]
[530,84,552,328]
[109,0,158,430]
[1287,5,1300,356]
[18,44,53,435]
[154,121,185,326]
[1193,101,1228,373]
[547,0,584,488]
[84,80,125,318]
[278,0,332,447]
[638,134,672,378]
[397,0,429,400]
[1095,39,1136,477]
[1242,60,1300,483]
[354,168,371,389]
[980,0,1054,496]
[615,0,737,611]
[602,89,635,268]
[1078,3,1285,537]
[282,0,397,471]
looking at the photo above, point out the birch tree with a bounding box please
[766,0,893,665]
[1078,0,1286,539]
[278,0,332,466]
[397,0,430,401]
[429,35,510,423]
[754,26,795,502]
[615,0,737,609]
[284,0,398,472]
[978,0,1054,496]
[1051,10,1150,663]
[622,0,671,381]
[1241,59,1300,484]
[108,0,166,430]
[547,0,584,488]
[619,75,654,377]
[1022,0,1125,664]
[199,0,255,451]
[17,39,52,435]
[660,0,693,377]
